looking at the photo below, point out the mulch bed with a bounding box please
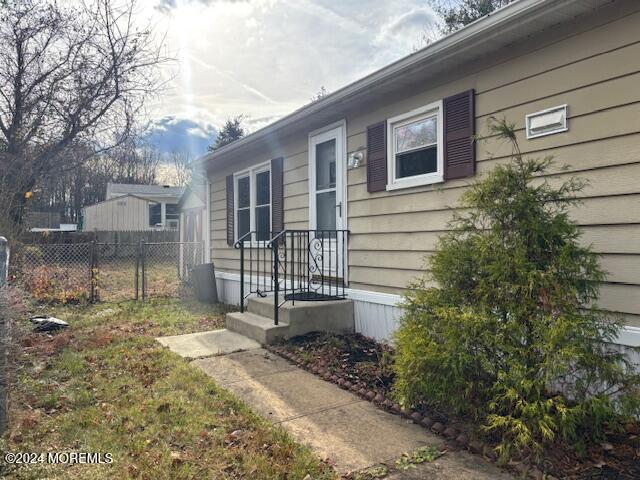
[267,332,640,480]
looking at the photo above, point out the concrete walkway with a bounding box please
[156,329,260,358]
[158,332,512,478]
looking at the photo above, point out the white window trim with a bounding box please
[386,100,444,191]
[234,161,272,245]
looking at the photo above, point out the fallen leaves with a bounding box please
[395,445,445,470]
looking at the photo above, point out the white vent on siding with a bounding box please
[526,105,568,139]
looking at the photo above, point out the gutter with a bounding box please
[195,0,593,167]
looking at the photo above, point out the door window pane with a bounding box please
[316,191,336,231]
[396,145,437,179]
[316,139,336,191]
[256,205,270,241]
[256,171,270,206]
[237,209,250,240]
[238,176,250,208]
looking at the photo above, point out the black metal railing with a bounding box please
[234,229,349,325]
[234,230,277,307]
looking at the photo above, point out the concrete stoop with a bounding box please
[225,295,354,344]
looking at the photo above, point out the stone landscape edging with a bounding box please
[263,344,551,479]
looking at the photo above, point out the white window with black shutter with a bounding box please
[386,100,444,190]
[234,162,271,242]
[366,90,475,193]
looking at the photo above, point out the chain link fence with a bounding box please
[11,241,203,303]
[93,243,140,302]
[13,243,93,303]
[141,242,203,299]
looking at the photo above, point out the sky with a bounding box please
[141,0,442,158]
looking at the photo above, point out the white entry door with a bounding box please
[309,122,347,287]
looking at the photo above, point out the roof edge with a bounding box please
[82,194,159,210]
[196,0,592,167]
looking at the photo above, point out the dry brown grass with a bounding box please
[1,298,335,479]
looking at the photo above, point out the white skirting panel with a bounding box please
[353,298,403,342]
[214,271,404,341]
[610,342,640,370]
[215,274,241,306]
[213,271,640,351]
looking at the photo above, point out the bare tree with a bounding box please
[107,139,161,186]
[310,86,329,103]
[167,150,192,187]
[412,23,441,52]
[0,0,169,232]
[26,137,163,225]
[430,1,515,34]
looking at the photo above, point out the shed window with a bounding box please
[165,203,179,221]
[387,100,444,190]
[235,163,271,242]
[149,204,161,226]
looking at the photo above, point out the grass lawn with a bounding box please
[1,298,335,479]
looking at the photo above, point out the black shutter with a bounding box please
[443,89,475,180]
[226,174,234,246]
[271,157,284,235]
[366,121,387,193]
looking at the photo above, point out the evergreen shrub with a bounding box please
[393,119,640,459]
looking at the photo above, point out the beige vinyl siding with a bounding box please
[207,2,640,327]
[342,4,640,327]
[209,137,311,276]
[83,196,152,231]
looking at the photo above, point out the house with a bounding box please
[196,0,640,351]
[82,183,185,231]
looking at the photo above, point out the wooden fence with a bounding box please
[20,229,179,245]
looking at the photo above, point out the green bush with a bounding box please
[393,119,640,460]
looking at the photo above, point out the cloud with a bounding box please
[244,114,281,132]
[377,8,441,51]
[143,116,217,158]
[144,0,445,158]
[155,0,247,13]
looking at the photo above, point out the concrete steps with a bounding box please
[225,311,290,345]
[225,296,354,345]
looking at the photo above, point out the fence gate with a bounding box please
[13,241,203,303]
[92,243,140,302]
[140,242,203,300]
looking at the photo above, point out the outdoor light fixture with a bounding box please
[348,151,364,169]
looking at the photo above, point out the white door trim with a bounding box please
[308,119,348,283]
[308,120,347,230]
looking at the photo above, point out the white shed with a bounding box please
[82,194,158,231]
